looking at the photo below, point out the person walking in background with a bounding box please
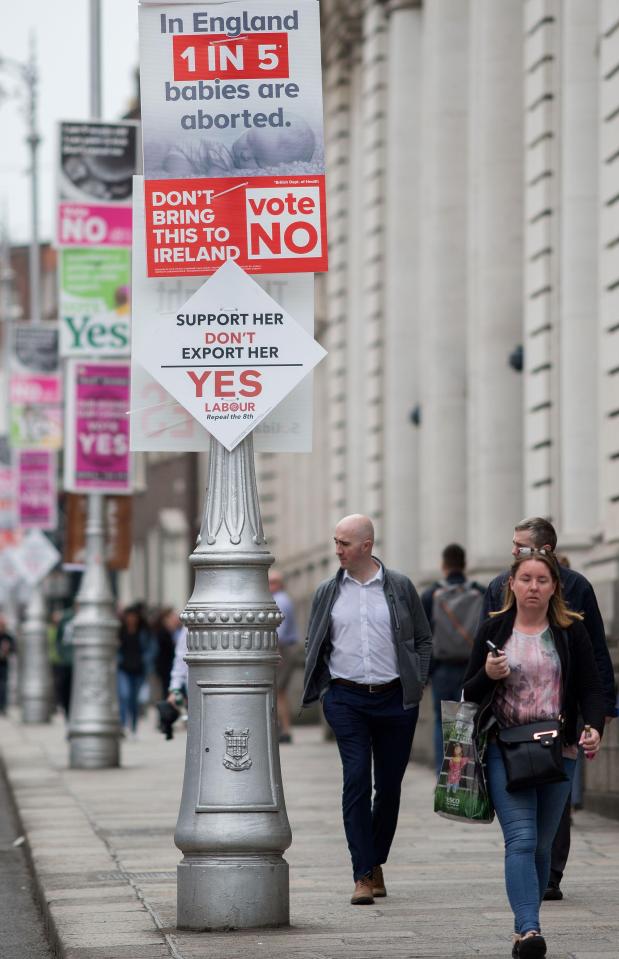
[421,544,485,774]
[268,569,299,744]
[117,604,154,737]
[303,514,432,906]
[52,605,75,718]
[153,607,180,700]
[464,550,605,959]
[0,613,16,715]
[481,517,616,901]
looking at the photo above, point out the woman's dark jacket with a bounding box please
[463,607,606,745]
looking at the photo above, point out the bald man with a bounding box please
[303,515,432,905]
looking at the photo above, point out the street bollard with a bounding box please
[68,493,121,768]
[20,583,53,723]
[175,435,292,931]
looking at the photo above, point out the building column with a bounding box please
[557,2,600,554]
[418,0,470,577]
[466,0,524,572]
[382,0,422,577]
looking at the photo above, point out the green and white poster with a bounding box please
[59,248,131,357]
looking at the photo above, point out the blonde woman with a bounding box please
[463,552,604,959]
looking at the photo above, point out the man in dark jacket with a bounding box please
[422,543,485,775]
[481,517,616,900]
[303,514,431,906]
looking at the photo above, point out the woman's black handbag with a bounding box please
[497,720,567,792]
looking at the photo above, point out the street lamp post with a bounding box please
[175,435,292,930]
[67,0,122,767]
[1,38,52,723]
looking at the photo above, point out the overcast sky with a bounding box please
[1,0,139,245]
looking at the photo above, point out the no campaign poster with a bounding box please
[134,258,326,451]
[17,450,57,530]
[10,325,63,451]
[139,0,327,275]
[59,248,131,356]
[131,175,317,453]
[64,361,131,494]
[57,120,139,248]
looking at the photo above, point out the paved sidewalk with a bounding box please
[1,713,619,959]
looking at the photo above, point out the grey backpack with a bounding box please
[431,581,483,664]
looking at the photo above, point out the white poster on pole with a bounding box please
[135,258,325,451]
[11,529,61,586]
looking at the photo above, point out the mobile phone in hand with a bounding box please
[486,640,501,657]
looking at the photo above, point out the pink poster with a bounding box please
[17,450,57,530]
[57,203,133,247]
[65,362,131,494]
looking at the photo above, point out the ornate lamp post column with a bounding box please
[68,493,121,767]
[175,435,292,930]
[20,587,53,723]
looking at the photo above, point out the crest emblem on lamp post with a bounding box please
[223,727,252,771]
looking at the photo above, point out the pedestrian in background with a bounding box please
[117,604,154,737]
[303,514,432,906]
[52,605,75,718]
[464,550,605,958]
[153,607,180,700]
[0,612,15,715]
[268,568,299,744]
[481,517,616,901]
[421,543,484,774]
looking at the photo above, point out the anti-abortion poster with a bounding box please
[56,120,139,247]
[16,450,57,530]
[9,325,63,450]
[138,0,327,276]
[59,248,131,356]
[64,361,131,494]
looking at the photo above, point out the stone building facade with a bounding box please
[255,0,619,816]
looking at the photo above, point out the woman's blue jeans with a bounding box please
[487,743,575,935]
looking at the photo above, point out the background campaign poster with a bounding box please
[16,450,57,531]
[64,361,131,495]
[138,0,327,275]
[59,247,131,357]
[56,120,139,248]
[9,324,63,451]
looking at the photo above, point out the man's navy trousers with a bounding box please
[322,679,418,880]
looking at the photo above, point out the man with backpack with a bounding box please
[422,544,485,775]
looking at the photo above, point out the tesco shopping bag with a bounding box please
[434,700,494,824]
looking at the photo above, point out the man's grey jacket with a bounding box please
[302,563,433,710]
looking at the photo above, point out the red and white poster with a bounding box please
[139,1,327,276]
[16,450,57,531]
[64,361,131,494]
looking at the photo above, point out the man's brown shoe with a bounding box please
[350,876,374,905]
[371,865,386,897]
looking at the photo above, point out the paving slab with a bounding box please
[2,711,619,959]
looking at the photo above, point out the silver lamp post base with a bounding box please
[175,436,291,931]
[68,493,121,769]
[177,857,289,930]
[21,583,53,724]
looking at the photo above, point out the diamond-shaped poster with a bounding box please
[135,260,326,451]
